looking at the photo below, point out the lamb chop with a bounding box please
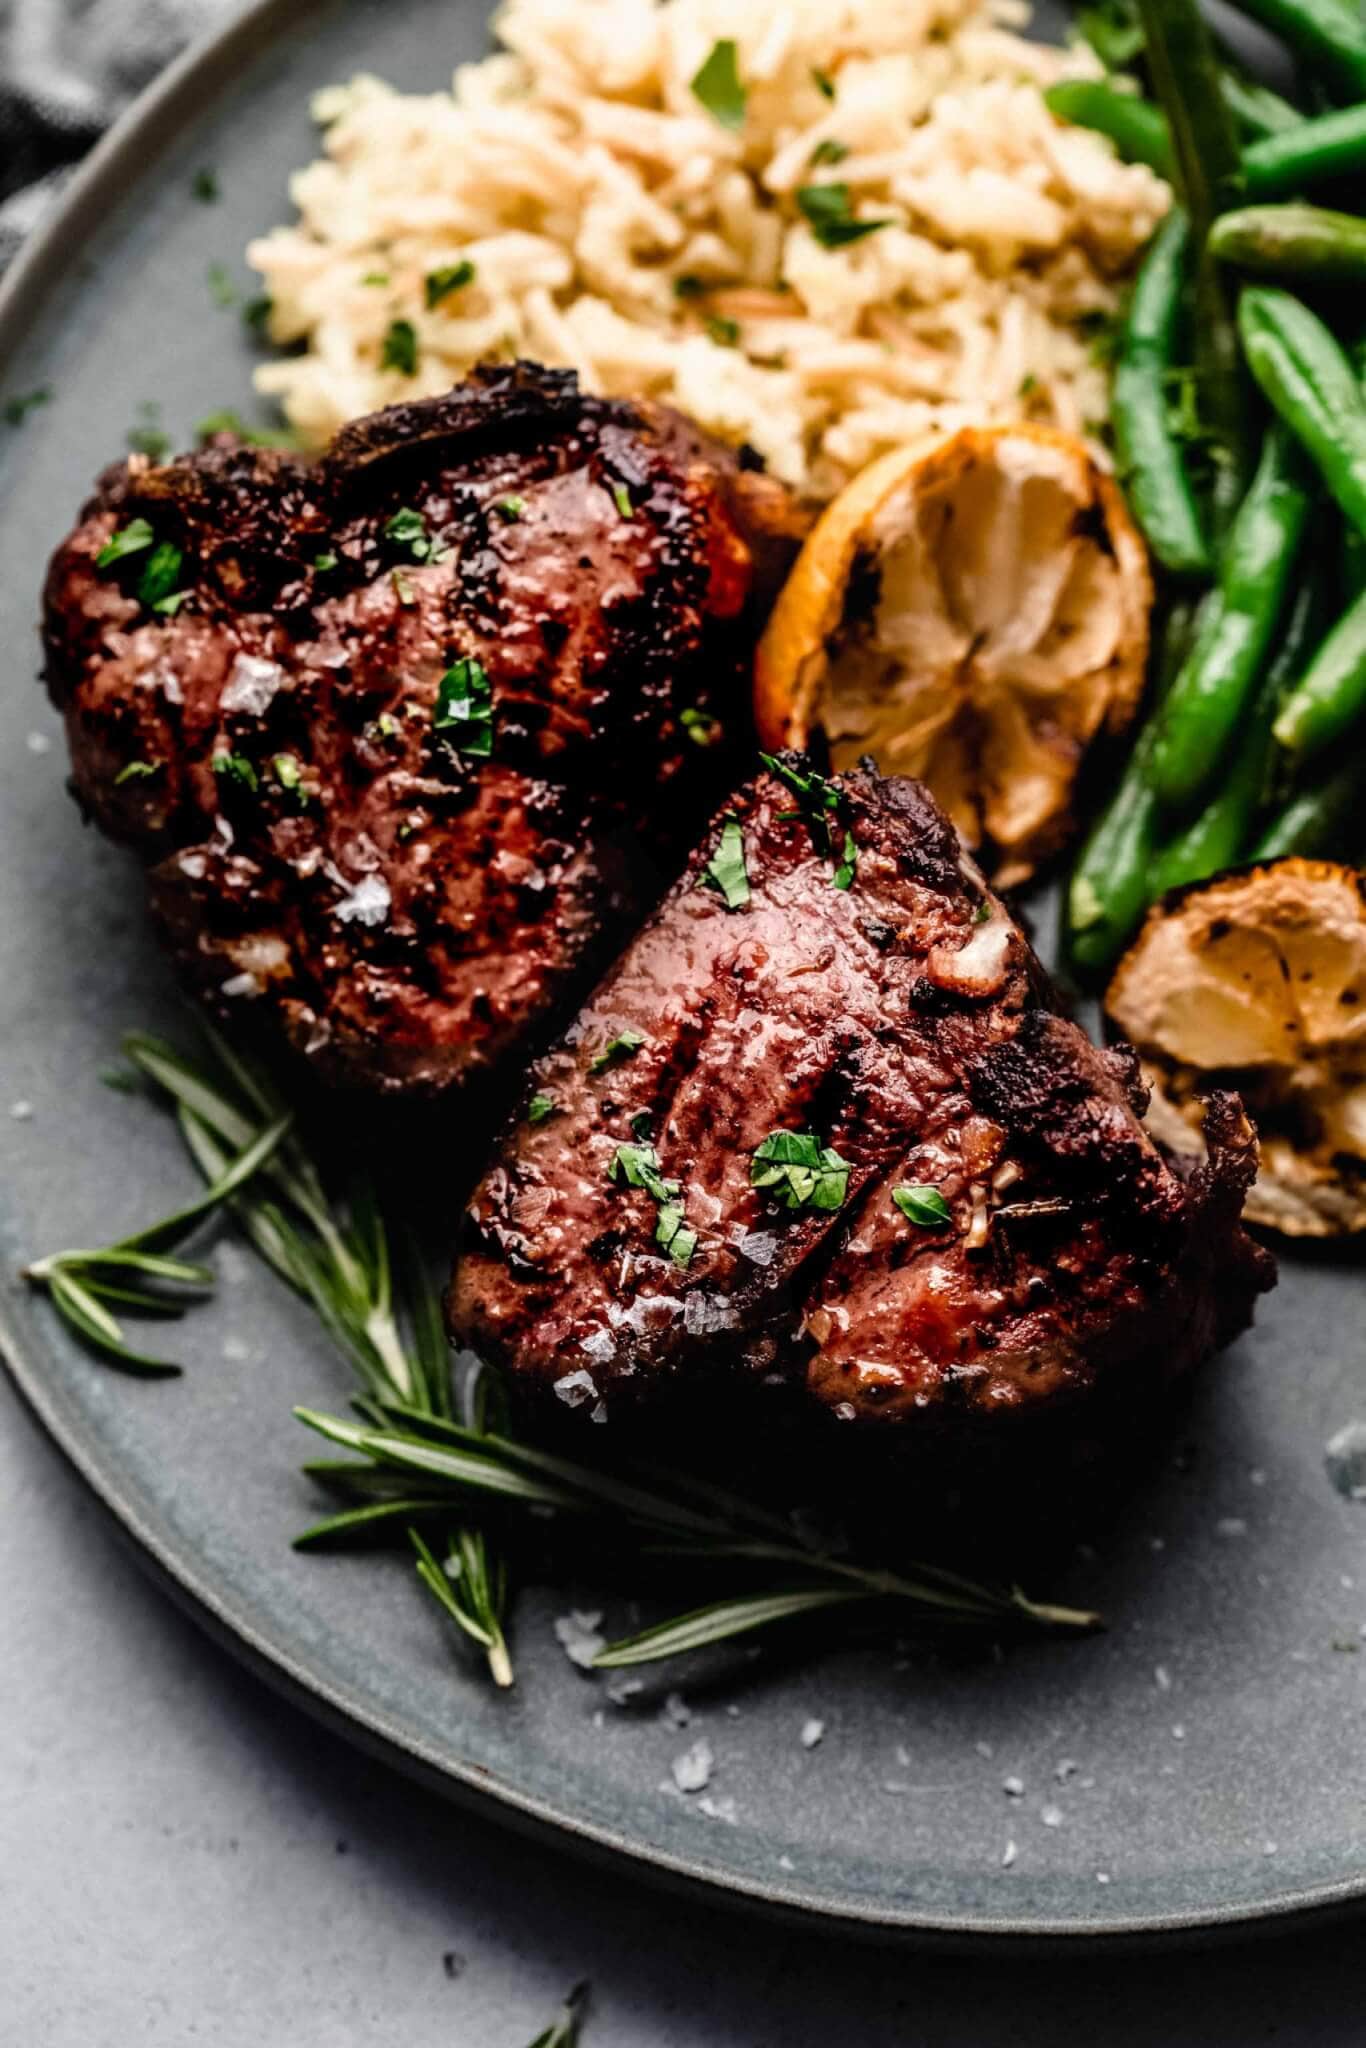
[452,759,1274,1434]
[42,363,788,1096]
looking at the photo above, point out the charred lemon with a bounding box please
[755,424,1151,888]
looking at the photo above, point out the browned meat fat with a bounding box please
[451,761,1275,1430]
[42,363,770,1095]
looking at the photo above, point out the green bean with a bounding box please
[1212,202,1366,282]
[1221,0,1366,100]
[1243,100,1366,198]
[1137,0,1252,533]
[1273,585,1366,756]
[1046,74,1292,172]
[1042,81,1175,177]
[1149,573,1323,895]
[1217,68,1302,141]
[1239,286,1366,539]
[1065,602,1196,981]
[1342,336,1366,600]
[1111,211,1211,578]
[1149,420,1311,808]
[1250,755,1366,858]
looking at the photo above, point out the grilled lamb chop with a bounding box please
[43,363,783,1096]
[452,760,1274,1433]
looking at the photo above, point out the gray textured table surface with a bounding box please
[1,1364,1363,2043]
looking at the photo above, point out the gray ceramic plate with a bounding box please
[2,0,1365,1945]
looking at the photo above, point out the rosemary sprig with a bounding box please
[130,1029,513,1686]
[291,1397,1099,1661]
[29,1027,1099,1683]
[529,1984,590,2048]
[23,1105,290,1372]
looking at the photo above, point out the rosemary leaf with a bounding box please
[593,1587,868,1667]
[46,1267,182,1376]
[528,1984,590,2048]
[293,1499,448,1548]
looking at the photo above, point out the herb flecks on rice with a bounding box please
[247,0,1168,498]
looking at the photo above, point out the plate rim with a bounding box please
[3,0,1365,1946]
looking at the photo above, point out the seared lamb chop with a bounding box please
[43,364,784,1096]
[452,760,1274,1432]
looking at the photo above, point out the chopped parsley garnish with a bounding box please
[527,1092,559,1125]
[381,318,419,375]
[211,752,259,793]
[192,168,219,203]
[759,752,857,888]
[136,542,185,611]
[832,828,858,891]
[433,655,493,759]
[1074,0,1145,70]
[126,405,171,460]
[796,182,891,250]
[274,753,305,800]
[673,274,708,300]
[391,567,416,606]
[361,271,390,287]
[690,39,746,131]
[608,1143,697,1268]
[313,551,339,572]
[193,408,299,449]
[242,294,273,335]
[384,506,436,559]
[1018,372,1039,398]
[207,262,237,308]
[811,66,836,99]
[3,387,51,427]
[809,138,849,167]
[494,495,526,522]
[973,898,993,925]
[96,518,155,569]
[751,1130,851,1213]
[114,759,161,785]
[706,315,740,348]
[701,816,750,909]
[426,261,476,308]
[376,711,401,738]
[589,1028,646,1075]
[680,706,721,747]
[610,480,634,520]
[892,1184,953,1228]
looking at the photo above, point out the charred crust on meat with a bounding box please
[43,363,791,1098]
[452,765,1274,1439]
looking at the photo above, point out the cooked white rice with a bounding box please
[248,0,1170,500]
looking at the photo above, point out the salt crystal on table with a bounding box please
[1040,1804,1063,1828]
[660,1691,691,1729]
[800,1718,825,1750]
[1001,1840,1017,1870]
[10,1101,33,1121]
[671,1738,714,1793]
[1002,1775,1024,1798]
[552,1610,605,1670]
